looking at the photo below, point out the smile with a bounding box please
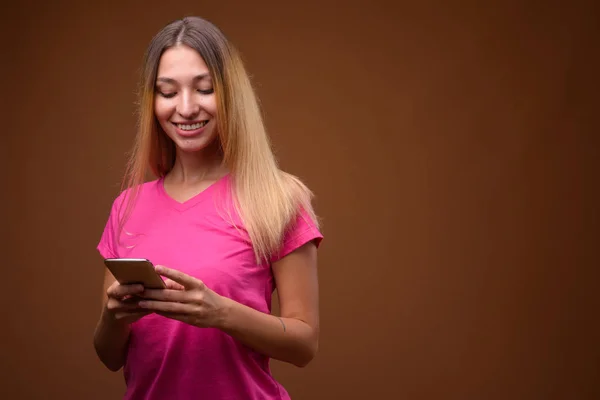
[174,121,208,131]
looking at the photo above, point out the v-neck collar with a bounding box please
[157,173,230,212]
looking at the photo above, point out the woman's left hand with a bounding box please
[137,265,229,329]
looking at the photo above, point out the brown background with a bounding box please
[2,0,598,399]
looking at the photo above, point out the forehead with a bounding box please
[156,45,209,79]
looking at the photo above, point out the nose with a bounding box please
[176,90,200,119]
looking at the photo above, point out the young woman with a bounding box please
[93,16,323,400]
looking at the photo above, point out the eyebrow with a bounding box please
[156,74,210,84]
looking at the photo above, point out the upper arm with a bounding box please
[271,240,320,331]
[97,196,121,306]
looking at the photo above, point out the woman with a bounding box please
[93,16,323,400]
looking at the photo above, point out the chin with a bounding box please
[172,134,218,154]
[174,139,211,153]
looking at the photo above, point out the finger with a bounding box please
[141,289,189,302]
[155,311,179,319]
[164,278,185,291]
[122,295,141,303]
[108,283,144,298]
[115,310,151,319]
[115,310,149,317]
[155,265,203,290]
[107,298,143,312]
[138,300,194,314]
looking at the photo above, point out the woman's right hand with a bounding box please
[105,281,151,325]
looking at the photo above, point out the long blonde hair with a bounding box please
[119,16,319,263]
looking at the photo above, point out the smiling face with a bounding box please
[154,45,218,154]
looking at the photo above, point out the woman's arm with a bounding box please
[219,241,320,367]
[93,270,148,371]
[93,306,131,371]
[138,241,320,368]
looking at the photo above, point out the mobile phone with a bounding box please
[104,258,166,289]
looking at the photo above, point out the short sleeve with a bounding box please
[270,208,323,263]
[97,195,122,259]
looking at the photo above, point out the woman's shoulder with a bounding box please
[110,179,162,209]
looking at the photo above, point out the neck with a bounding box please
[167,142,227,184]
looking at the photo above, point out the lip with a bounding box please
[171,120,209,138]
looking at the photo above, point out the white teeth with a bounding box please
[177,121,207,130]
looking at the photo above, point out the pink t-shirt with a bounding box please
[97,174,323,400]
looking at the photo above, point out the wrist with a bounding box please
[102,304,128,330]
[215,295,235,331]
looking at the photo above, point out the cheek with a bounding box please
[202,96,218,117]
[154,99,172,122]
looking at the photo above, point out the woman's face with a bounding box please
[154,45,218,154]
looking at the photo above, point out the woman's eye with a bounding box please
[158,91,176,98]
[198,88,214,95]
